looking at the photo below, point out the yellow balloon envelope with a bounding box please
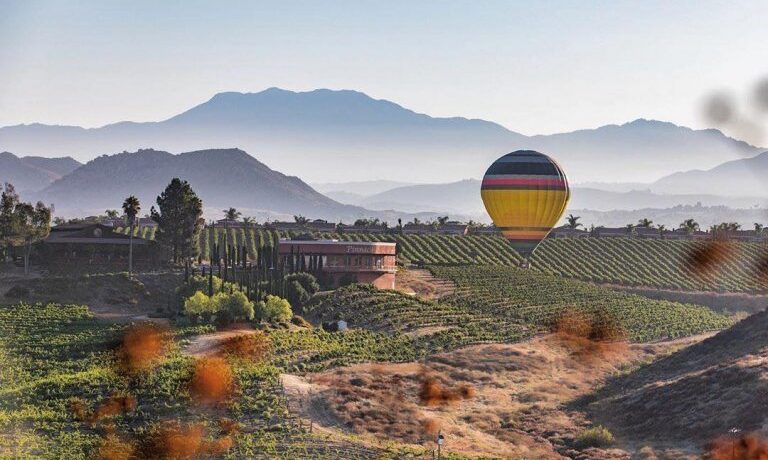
[481,150,570,262]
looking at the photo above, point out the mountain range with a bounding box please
[16,148,440,222]
[332,173,767,218]
[0,88,760,184]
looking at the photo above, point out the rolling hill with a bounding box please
[582,310,768,447]
[37,148,431,221]
[340,179,767,218]
[0,88,759,184]
[0,151,81,193]
[652,150,768,196]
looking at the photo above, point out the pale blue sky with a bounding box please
[1,0,767,135]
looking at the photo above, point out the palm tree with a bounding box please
[293,215,310,225]
[565,214,582,229]
[223,207,241,220]
[658,224,667,237]
[122,196,141,277]
[105,209,119,219]
[754,222,764,233]
[242,216,255,225]
[637,218,654,228]
[679,219,700,234]
[437,216,449,226]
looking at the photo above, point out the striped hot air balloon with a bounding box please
[481,150,570,266]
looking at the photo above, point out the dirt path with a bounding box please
[281,333,710,460]
[182,324,257,357]
[396,268,456,300]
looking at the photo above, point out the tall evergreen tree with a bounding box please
[150,178,203,263]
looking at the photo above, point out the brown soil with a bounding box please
[282,334,707,459]
[396,268,455,300]
[580,309,768,455]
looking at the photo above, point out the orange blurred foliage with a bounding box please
[89,393,137,424]
[708,432,768,460]
[95,434,135,460]
[189,357,234,405]
[418,372,475,407]
[117,322,169,374]
[551,308,628,360]
[219,332,272,362]
[757,251,768,283]
[69,398,88,421]
[137,421,234,459]
[138,422,205,459]
[685,240,734,277]
[421,418,441,435]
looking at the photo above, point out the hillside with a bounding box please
[0,89,759,184]
[653,150,768,196]
[38,148,390,221]
[582,309,768,448]
[0,151,81,192]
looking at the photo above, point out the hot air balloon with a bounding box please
[481,150,570,267]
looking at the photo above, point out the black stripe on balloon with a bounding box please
[485,162,559,176]
[481,184,567,191]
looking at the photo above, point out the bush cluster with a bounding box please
[255,295,293,324]
[183,290,254,323]
[283,273,320,309]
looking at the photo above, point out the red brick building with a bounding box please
[278,240,397,289]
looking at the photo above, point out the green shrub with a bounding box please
[285,280,311,309]
[284,272,320,295]
[183,290,218,319]
[575,425,614,448]
[176,274,239,299]
[213,290,255,322]
[255,295,293,323]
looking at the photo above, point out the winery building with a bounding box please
[40,223,161,273]
[278,240,397,289]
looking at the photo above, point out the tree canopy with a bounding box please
[0,183,52,273]
[151,178,203,262]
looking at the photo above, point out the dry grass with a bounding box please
[282,334,694,459]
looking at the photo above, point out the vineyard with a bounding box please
[0,303,443,459]
[430,265,734,342]
[179,228,768,293]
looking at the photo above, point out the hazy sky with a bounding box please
[1,0,767,135]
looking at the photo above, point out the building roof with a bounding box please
[45,223,149,245]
